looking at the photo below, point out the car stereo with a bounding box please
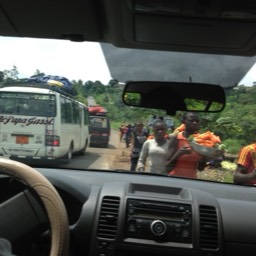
[125,199,192,243]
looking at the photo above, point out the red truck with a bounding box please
[88,105,111,148]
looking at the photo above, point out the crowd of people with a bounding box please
[119,112,256,186]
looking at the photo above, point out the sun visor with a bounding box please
[101,43,256,88]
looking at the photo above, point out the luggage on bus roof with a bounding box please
[27,75,74,95]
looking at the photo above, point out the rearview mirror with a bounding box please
[122,81,226,115]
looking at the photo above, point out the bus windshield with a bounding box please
[0,92,56,117]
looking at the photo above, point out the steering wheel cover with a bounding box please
[0,158,69,256]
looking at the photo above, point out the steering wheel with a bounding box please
[0,158,69,256]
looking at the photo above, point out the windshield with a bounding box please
[0,36,255,186]
[90,117,108,128]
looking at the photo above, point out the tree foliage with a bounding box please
[1,67,256,154]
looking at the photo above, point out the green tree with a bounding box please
[0,71,4,83]
[33,69,45,77]
[3,65,19,82]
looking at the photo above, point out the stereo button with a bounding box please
[181,229,190,238]
[150,220,167,236]
[128,222,136,233]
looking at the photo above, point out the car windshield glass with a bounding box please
[0,36,256,186]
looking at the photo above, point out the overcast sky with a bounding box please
[240,63,256,86]
[0,37,112,84]
[0,36,255,86]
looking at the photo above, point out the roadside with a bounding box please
[113,137,237,182]
[198,161,236,183]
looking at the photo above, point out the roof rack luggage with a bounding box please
[27,75,74,96]
[88,105,107,116]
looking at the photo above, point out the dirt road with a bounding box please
[112,142,131,170]
[88,129,131,170]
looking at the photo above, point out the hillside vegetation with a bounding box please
[1,68,256,156]
[73,80,256,156]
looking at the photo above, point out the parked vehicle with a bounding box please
[88,105,111,147]
[0,84,90,163]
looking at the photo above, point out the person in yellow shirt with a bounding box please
[233,143,256,185]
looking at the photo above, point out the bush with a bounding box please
[223,138,246,154]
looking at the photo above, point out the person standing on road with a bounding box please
[130,122,148,171]
[233,143,256,185]
[124,124,133,148]
[164,112,207,178]
[119,124,125,142]
[137,119,169,174]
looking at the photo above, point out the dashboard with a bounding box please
[4,167,253,256]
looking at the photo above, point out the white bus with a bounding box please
[0,86,90,163]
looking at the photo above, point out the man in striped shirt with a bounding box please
[233,144,256,185]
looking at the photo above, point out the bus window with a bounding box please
[84,108,89,125]
[61,98,72,123]
[72,102,80,124]
[0,92,56,116]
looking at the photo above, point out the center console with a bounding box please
[125,199,192,244]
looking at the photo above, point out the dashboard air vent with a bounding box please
[97,196,120,239]
[199,205,219,250]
